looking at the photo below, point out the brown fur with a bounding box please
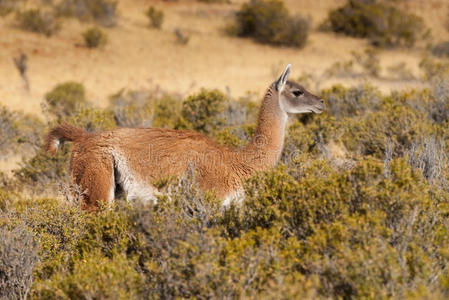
[45,123,88,155]
[45,66,325,210]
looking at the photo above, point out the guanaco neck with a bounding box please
[240,84,288,170]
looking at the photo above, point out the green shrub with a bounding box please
[49,251,144,299]
[0,106,44,157]
[342,102,432,157]
[16,8,61,37]
[145,6,164,29]
[82,26,108,48]
[1,198,143,299]
[321,84,381,119]
[225,157,449,298]
[179,89,229,134]
[63,106,117,133]
[4,83,449,299]
[225,97,259,126]
[233,0,309,47]
[402,82,449,125]
[283,114,339,158]
[45,81,88,119]
[0,187,7,210]
[14,112,46,151]
[215,125,255,147]
[109,89,183,128]
[152,94,184,128]
[13,149,70,194]
[57,0,118,27]
[0,105,20,157]
[214,97,258,147]
[32,202,141,298]
[327,0,426,48]
[3,153,449,298]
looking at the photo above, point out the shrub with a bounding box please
[179,89,229,134]
[57,0,118,27]
[430,80,449,123]
[109,89,183,128]
[45,81,88,119]
[0,105,20,157]
[408,137,448,188]
[48,251,144,299]
[13,149,70,194]
[109,90,155,128]
[151,94,184,128]
[351,48,381,77]
[419,57,449,82]
[0,106,44,157]
[386,62,416,81]
[324,48,382,79]
[432,41,449,58]
[0,224,38,300]
[342,103,432,157]
[233,0,310,47]
[403,81,449,124]
[14,111,46,152]
[283,114,339,158]
[214,97,258,146]
[197,0,230,3]
[128,173,288,298]
[1,197,144,299]
[145,6,164,29]
[3,153,449,298]
[225,96,259,127]
[322,84,381,119]
[174,28,190,45]
[0,0,22,16]
[233,156,437,235]
[16,8,61,37]
[327,0,426,48]
[63,106,117,133]
[82,26,108,48]
[5,82,449,298]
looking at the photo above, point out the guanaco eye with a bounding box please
[292,90,303,97]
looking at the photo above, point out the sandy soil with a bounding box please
[0,0,447,117]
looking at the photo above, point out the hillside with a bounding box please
[0,0,447,116]
[1,1,449,299]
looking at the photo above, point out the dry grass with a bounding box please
[0,155,22,176]
[0,0,447,116]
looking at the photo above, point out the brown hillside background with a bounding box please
[1,0,448,117]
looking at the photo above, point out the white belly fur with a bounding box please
[111,150,159,203]
[111,150,243,207]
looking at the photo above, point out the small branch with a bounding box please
[13,53,29,92]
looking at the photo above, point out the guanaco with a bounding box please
[46,65,325,211]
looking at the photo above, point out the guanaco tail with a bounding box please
[45,65,325,211]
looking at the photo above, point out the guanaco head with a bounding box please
[275,64,325,114]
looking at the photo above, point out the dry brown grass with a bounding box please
[0,0,447,116]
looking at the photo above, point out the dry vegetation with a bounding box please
[1,0,449,299]
[1,0,448,115]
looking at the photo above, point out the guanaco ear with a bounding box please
[276,64,291,91]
